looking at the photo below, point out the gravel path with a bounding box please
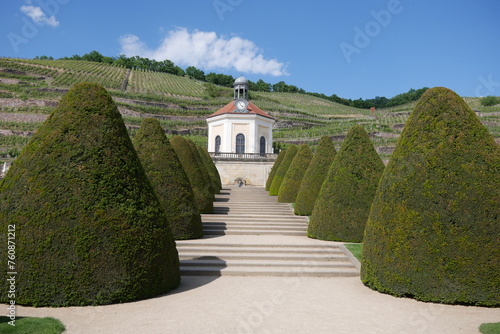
[13,275,499,333]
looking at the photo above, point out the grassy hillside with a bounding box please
[0,58,498,164]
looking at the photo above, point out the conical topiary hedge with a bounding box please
[269,145,298,196]
[266,149,286,191]
[197,146,222,194]
[308,125,384,242]
[0,83,179,306]
[186,139,215,199]
[278,144,313,203]
[133,118,203,240]
[295,136,337,216]
[362,87,500,306]
[170,136,214,213]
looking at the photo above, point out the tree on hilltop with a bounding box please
[480,95,499,106]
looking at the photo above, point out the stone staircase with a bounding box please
[176,186,359,277]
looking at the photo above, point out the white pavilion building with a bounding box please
[206,76,275,155]
[206,76,277,186]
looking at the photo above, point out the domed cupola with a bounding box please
[234,75,249,100]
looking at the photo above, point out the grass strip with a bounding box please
[0,316,65,334]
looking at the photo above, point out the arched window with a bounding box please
[260,136,266,155]
[236,133,245,154]
[215,135,221,153]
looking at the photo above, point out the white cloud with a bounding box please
[119,28,288,76]
[20,5,59,27]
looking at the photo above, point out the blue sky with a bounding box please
[1,0,499,99]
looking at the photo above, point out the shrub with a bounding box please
[170,135,214,213]
[362,87,500,306]
[294,136,337,216]
[133,118,203,240]
[186,139,215,198]
[480,95,499,107]
[308,125,384,242]
[278,144,313,203]
[197,146,222,194]
[0,83,179,306]
[266,149,286,191]
[268,145,298,196]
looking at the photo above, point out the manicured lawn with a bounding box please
[479,322,500,334]
[345,243,362,261]
[0,316,65,334]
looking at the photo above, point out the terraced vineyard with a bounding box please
[1,59,127,90]
[127,69,206,97]
[254,91,371,116]
[0,58,499,164]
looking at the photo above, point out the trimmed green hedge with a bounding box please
[278,144,313,203]
[308,125,384,242]
[133,118,203,240]
[0,83,180,306]
[197,146,222,194]
[170,135,214,213]
[266,150,286,191]
[269,145,298,196]
[295,136,337,216]
[186,138,215,198]
[362,87,500,306]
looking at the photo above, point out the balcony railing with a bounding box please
[209,152,278,162]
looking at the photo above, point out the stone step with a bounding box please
[178,244,357,277]
[212,209,293,213]
[213,204,291,208]
[180,259,353,268]
[213,205,292,209]
[180,266,359,277]
[211,213,295,217]
[214,201,280,205]
[181,185,359,277]
[211,209,294,215]
[217,195,281,198]
[202,222,307,228]
[202,216,307,222]
[179,252,347,261]
[203,229,307,236]
[177,244,341,254]
[214,202,292,209]
[203,223,306,230]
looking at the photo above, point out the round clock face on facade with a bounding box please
[234,98,248,112]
